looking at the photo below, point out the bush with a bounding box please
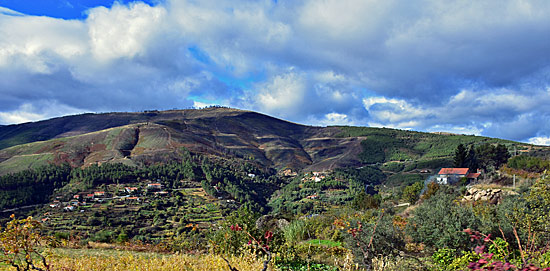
[381,162,405,173]
[343,210,405,268]
[407,191,480,250]
[90,230,114,243]
[401,181,423,204]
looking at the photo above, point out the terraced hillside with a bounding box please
[0,107,546,176]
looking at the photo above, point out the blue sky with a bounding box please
[0,0,549,145]
[0,0,159,19]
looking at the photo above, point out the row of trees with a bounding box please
[0,164,71,209]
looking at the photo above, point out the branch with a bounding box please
[219,253,239,271]
[513,227,526,264]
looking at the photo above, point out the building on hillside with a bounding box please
[94,191,105,197]
[281,168,297,176]
[154,191,169,197]
[147,183,162,190]
[436,168,481,185]
[125,187,138,194]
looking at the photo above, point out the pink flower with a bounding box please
[474,245,486,254]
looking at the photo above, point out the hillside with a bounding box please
[0,108,545,176]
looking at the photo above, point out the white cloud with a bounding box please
[0,102,84,125]
[87,2,166,61]
[0,7,23,16]
[0,104,44,124]
[528,137,550,146]
[254,71,307,117]
[363,96,428,125]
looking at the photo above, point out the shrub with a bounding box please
[343,210,405,268]
[401,181,423,204]
[381,162,405,173]
[407,191,480,250]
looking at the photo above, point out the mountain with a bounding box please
[0,108,363,175]
[0,107,545,176]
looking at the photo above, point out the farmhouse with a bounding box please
[436,168,481,185]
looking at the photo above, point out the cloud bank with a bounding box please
[0,0,549,144]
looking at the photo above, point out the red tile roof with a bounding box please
[438,168,469,175]
[466,172,481,179]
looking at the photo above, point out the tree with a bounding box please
[0,215,54,271]
[465,145,479,171]
[454,144,467,168]
[401,181,424,204]
[494,144,510,169]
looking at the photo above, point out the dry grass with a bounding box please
[38,249,272,271]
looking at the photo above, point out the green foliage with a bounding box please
[386,173,424,187]
[91,230,114,243]
[488,237,510,261]
[476,143,510,170]
[407,191,480,250]
[0,164,71,209]
[333,166,385,194]
[518,176,550,243]
[380,162,405,172]
[282,220,308,245]
[446,251,479,271]
[465,145,479,171]
[282,216,343,246]
[401,181,423,204]
[421,182,440,200]
[337,126,518,163]
[276,260,338,271]
[454,144,467,168]
[453,143,511,171]
[359,138,386,164]
[344,211,405,267]
[350,191,380,210]
[210,207,262,255]
[358,135,407,164]
[403,158,452,171]
[507,155,550,173]
[432,247,457,268]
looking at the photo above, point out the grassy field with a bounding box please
[0,248,272,271]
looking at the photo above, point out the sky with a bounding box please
[0,0,549,145]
